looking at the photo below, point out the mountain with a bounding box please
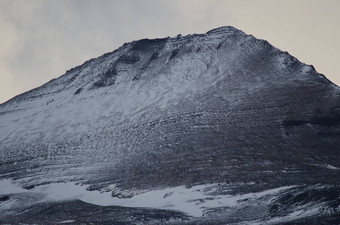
[0,26,339,224]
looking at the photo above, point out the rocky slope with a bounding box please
[0,26,339,224]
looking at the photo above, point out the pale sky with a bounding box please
[0,0,339,104]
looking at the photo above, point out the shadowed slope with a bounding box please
[0,26,339,224]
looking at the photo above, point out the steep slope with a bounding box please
[0,26,339,224]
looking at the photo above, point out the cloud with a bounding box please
[0,6,19,103]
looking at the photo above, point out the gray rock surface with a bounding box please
[0,26,339,224]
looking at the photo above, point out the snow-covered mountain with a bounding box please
[1,26,339,224]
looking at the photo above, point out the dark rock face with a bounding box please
[0,26,339,224]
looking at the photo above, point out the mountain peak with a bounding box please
[206,25,243,34]
[1,26,339,224]
[2,26,329,107]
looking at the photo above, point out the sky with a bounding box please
[0,0,339,104]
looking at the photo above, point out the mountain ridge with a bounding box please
[0,26,339,224]
[2,26,336,107]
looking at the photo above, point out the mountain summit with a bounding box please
[1,26,339,224]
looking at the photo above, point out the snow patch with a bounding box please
[0,179,294,217]
[325,164,339,170]
[56,220,76,224]
[0,179,27,195]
